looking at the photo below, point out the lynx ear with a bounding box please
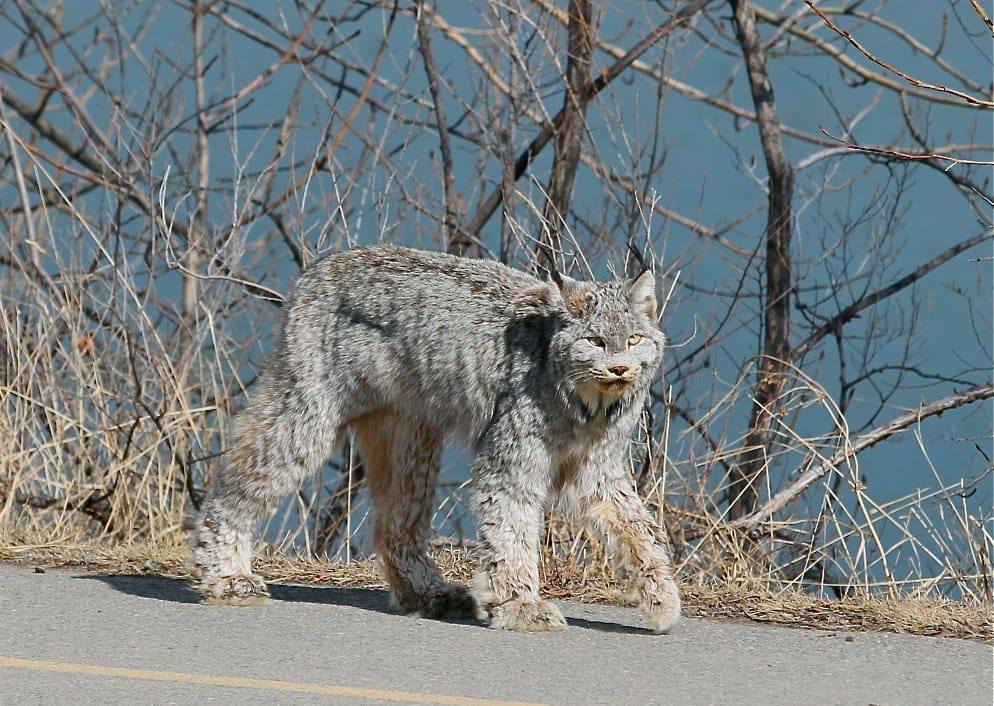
[628,270,656,319]
[554,275,595,317]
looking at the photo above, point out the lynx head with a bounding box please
[519,269,665,421]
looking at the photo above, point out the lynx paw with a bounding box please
[419,583,482,620]
[491,599,568,632]
[195,574,271,606]
[641,580,681,634]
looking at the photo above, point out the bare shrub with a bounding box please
[1,1,990,604]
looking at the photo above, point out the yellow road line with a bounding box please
[0,656,546,706]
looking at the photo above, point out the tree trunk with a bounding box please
[728,0,795,520]
[538,0,593,275]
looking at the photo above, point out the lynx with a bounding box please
[190,245,681,633]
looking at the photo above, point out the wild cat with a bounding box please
[190,245,681,633]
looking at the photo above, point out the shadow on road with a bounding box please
[74,574,484,628]
[75,573,394,614]
[76,574,201,603]
[73,573,648,634]
[565,616,653,636]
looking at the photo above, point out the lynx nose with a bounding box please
[608,364,631,378]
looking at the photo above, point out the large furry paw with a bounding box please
[491,599,568,632]
[418,582,482,620]
[194,573,271,606]
[641,580,681,634]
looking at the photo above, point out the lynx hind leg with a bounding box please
[191,381,344,605]
[353,413,478,620]
[190,495,269,606]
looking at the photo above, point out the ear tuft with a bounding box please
[628,270,657,319]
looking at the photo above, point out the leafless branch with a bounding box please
[805,1,994,109]
[970,0,994,35]
[793,229,994,359]
[732,384,994,531]
[464,0,711,238]
[536,0,594,273]
[818,127,994,167]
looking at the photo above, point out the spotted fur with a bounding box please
[190,245,680,633]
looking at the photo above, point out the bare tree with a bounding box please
[727,0,796,521]
[538,0,593,273]
[1,0,990,602]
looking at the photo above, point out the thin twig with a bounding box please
[817,127,994,167]
[805,1,994,109]
[969,0,994,36]
[793,229,994,359]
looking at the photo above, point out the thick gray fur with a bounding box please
[190,245,681,633]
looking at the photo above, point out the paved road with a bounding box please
[0,565,989,705]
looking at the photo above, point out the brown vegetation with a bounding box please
[1,1,991,616]
[1,530,989,642]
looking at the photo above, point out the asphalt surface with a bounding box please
[0,564,990,706]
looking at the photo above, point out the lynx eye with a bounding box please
[586,336,606,348]
[627,333,644,347]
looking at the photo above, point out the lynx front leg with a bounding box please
[471,444,566,632]
[583,474,680,633]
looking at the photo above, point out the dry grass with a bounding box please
[2,529,989,643]
[2,2,991,653]
[3,214,990,629]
